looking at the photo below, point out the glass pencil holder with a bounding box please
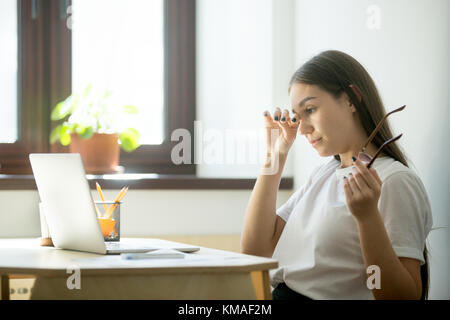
[95,201,121,242]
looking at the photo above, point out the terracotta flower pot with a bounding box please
[69,133,121,174]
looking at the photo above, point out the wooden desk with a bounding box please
[0,238,278,300]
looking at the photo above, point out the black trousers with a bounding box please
[272,283,313,300]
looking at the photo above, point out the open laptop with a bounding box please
[29,153,199,255]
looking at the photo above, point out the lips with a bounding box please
[309,138,322,145]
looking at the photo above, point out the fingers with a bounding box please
[263,107,281,127]
[285,109,300,128]
[343,177,353,197]
[263,110,275,128]
[280,109,290,123]
[278,109,290,130]
[346,173,361,196]
[352,158,381,191]
[280,109,299,128]
[263,108,298,128]
[273,107,282,122]
[290,113,299,126]
[369,167,382,185]
[263,111,277,149]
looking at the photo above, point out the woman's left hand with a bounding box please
[343,157,383,221]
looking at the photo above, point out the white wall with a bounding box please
[196,0,295,178]
[293,0,450,299]
[0,189,291,237]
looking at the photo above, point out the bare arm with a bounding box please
[240,154,288,257]
[345,159,423,299]
[357,210,422,299]
[241,108,298,257]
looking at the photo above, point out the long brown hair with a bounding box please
[289,50,429,299]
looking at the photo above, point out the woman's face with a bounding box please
[290,82,362,157]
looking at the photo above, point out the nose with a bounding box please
[298,118,313,136]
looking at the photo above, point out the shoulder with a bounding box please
[378,160,426,193]
[310,157,340,181]
[377,160,433,240]
[378,159,432,213]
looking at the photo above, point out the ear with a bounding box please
[349,84,362,112]
[349,84,362,104]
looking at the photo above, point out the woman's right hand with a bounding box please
[263,107,300,156]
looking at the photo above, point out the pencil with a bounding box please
[117,186,129,202]
[94,203,102,218]
[105,186,129,218]
[96,182,108,212]
[105,186,128,218]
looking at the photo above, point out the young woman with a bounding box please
[241,50,433,300]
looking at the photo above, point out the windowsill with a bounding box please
[0,174,293,190]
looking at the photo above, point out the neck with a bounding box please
[339,142,381,168]
[339,151,358,168]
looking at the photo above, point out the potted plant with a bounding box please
[50,85,141,174]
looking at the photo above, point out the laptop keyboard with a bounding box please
[105,242,127,249]
[104,241,200,254]
[105,242,154,252]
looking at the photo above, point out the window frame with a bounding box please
[119,0,196,174]
[0,0,47,174]
[0,0,196,175]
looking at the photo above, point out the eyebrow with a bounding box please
[291,96,317,113]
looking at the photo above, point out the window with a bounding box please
[0,0,18,144]
[0,0,195,175]
[0,0,54,174]
[72,0,165,145]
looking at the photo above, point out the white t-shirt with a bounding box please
[271,156,433,300]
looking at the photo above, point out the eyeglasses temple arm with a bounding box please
[366,133,403,169]
[362,105,406,150]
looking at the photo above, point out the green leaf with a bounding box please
[125,128,140,138]
[50,86,141,146]
[51,94,77,121]
[50,125,62,144]
[119,128,140,152]
[122,105,139,114]
[51,102,63,121]
[82,84,92,98]
[60,125,71,146]
[80,126,94,139]
[51,101,68,121]
[74,124,85,135]
[102,90,112,100]
[120,137,139,152]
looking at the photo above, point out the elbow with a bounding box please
[373,293,421,300]
[240,244,262,257]
[372,269,423,300]
[240,242,251,255]
[240,242,273,258]
[240,240,255,256]
[372,288,422,300]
